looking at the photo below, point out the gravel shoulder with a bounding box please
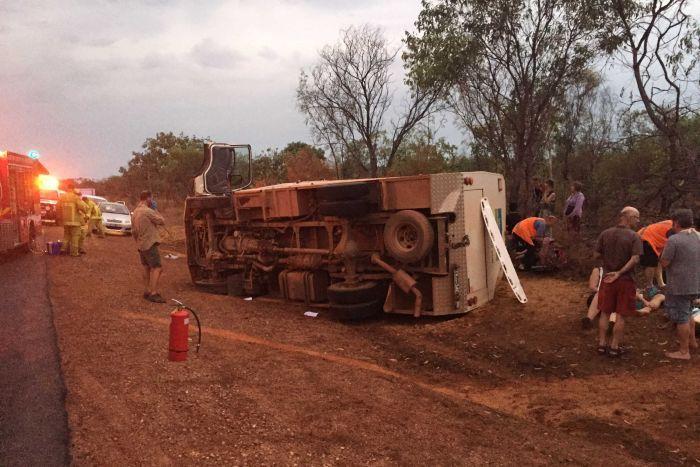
[44,226,700,465]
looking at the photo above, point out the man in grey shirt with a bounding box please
[132,190,166,303]
[660,208,700,360]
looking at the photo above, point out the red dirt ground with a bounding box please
[43,226,700,465]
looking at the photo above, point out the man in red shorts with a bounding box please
[594,206,642,357]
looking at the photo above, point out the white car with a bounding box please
[100,202,132,235]
[84,194,108,205]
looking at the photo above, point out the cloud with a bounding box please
[285,0,375,10]
[189,38,245,69]
[141,52,178,69]
[60,33,120,48]
[0,0,432,179]
[258,46,279,61]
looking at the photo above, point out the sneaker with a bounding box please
[147,293,166,303]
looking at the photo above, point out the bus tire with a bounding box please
[327,281,385,305]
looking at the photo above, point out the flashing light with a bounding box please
[37,174,60,191]
[0,150,6,158]
[27,149,40,160]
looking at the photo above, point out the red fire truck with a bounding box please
[0,150,46,253]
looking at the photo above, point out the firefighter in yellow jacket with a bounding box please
[57,182,88,257]
[83,197,105,238]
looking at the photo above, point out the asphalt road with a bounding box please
[0,249,69,466]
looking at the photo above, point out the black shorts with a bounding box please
[639,240,659,267]
[139,243,162,268]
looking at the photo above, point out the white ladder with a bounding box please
[480,197,528,304]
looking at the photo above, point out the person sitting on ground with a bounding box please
[511,216,558,270]
[659,208,699,360]
[638,219,673,289]
[132,190,166,303]
[635,287,665,315]
[594,206,642,358]
[582,267,661,328]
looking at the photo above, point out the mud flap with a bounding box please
[480,197,528,304]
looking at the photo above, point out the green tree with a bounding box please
[97,132,206,202]
[603,0,700,211]
[281,142,325,160]
[252,148,286,186]
[388,129,467,175]
[404,0,607,210]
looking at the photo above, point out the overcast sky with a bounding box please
[0,0,423,179]
[2,1,699,180]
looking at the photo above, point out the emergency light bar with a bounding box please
[37,174,59,191]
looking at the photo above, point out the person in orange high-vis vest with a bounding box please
[638,220,673,288]
[511,216,558,270]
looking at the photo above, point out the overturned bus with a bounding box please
[184,143,508,319]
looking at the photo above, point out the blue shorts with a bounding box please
[664,294,696,324]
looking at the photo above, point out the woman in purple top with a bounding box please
[564,181,585,232]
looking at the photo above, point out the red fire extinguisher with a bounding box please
[169,299,202,362]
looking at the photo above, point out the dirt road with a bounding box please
[0,250,69,467]
[43,226,700,465]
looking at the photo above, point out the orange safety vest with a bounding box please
[512,217,544,246]
[638,220,672,256]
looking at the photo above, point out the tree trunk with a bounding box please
[369,144,378,178]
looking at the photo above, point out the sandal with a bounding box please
[597,345,607,355]
[608,347,621,358]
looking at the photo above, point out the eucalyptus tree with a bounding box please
[404,0,607,209]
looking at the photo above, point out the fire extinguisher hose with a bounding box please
[170,299,202,354]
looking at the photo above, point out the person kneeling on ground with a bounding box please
[132,190,166,303]
[511,216,558,270]
[594,206,642,358]
[659,208,699,360]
